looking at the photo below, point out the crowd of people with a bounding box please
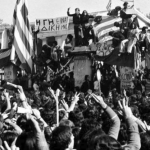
[0,62,150,150]
[0,2,150,150]
[67,7,96,46]
[109,2,150,57]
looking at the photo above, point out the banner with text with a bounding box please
[36,16,69,32]
[120,66,134,90]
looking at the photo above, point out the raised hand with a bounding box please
[3,90,9,98]
[48,88,56,99]
[56,89,60,98]
[32,109,41,120]
[91,93,107,109]
[5,119,12,125]
[17,86,26,101]
[123,89,126,97]
[144,121,150,131]
[73,92,80,102]
[118,98,132,119]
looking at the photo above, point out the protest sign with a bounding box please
[35,16,69,32]
[120,66,134,90]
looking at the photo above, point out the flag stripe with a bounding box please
[13,38,31,72]
[15,16,31,54]
[17,0,32,51]
[13,26,32,69]
[21,3,30,31]
[11,0,32,73]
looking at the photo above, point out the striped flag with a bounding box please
[10,0,33,73]
[106,0,112,12]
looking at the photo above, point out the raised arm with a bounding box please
[17,85,32,113]
[67,93,80,112]
[5,119,22,135]
[91,93,120,140]
[67,8,74,16]
[118,99,141,150]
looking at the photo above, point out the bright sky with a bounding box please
[0,0,150,25]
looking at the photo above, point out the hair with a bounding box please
[88,135,122,150]
[82,10,88,15]
[69,109,84,127]
[85,75,89,81]
[53,41,58,46]
[16,131,37,150]
[16,115,28,131]
[114,22,120,27]
[50,126,72,150]
[75,8,80,11]
[59,119,75,128]
[140,132,150,150]
[2,132,17,147]
[109,31,115,36]
[123,2,128,6]
[79,127,105,150]
[67,34,73,41]
[115,6,121,11]
[72,127,81,149]
[79,119,103,140]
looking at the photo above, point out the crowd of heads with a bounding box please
[0,2,150,150]
[0,60,150,150]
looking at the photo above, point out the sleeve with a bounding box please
[105,107,121,140]
[67,11,74,17]
[126,118,141,150]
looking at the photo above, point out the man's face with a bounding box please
[137,94,142,99]
[75,9,80,15]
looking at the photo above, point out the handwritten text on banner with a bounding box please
[36,17,69,32]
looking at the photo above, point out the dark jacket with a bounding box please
[112,31,125,47]
[81,80,93,93]
[67,11,81,24]
[120,9,132,20]
[81,15,94,24]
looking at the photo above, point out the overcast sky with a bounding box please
[0,0,150,24]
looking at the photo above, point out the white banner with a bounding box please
[35,16,69,32]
